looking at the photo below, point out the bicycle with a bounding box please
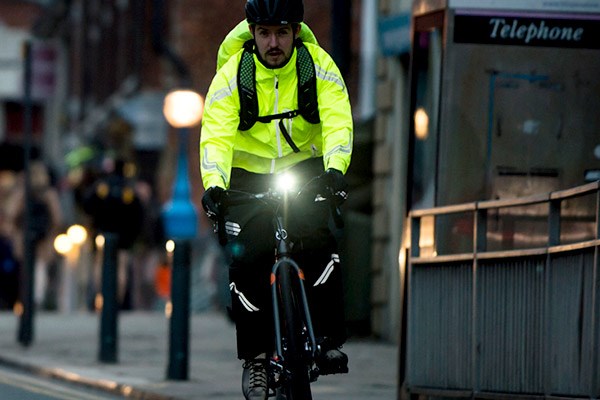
[216,173,344,400]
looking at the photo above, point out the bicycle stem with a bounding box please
[274,216,290,257]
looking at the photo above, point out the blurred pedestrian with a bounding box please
[131,177,167,309]
[5,161,63,309]
[0,170,19,310]
[82,158,144,309]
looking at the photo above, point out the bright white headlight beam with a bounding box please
[276,172,297,192]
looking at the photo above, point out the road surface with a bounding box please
[0,365,121,400]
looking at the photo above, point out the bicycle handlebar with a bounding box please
[215,176,344,245]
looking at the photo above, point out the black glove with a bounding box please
[202,186,225,221]
[324,168,348,205]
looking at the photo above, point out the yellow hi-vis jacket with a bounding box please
[200,35,353,189]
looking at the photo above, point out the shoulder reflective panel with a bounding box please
[236,39,319,132]
[238,40,258,131]
[295,40,320,124]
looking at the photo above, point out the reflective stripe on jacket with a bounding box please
[200,42,353,189]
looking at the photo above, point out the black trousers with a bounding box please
[224,158,347,360]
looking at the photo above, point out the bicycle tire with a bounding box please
[277,263,313,400]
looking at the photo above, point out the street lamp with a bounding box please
[162,88,203,381]
[163,89,204,129]
[162,89,203,239]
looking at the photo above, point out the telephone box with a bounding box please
[407,0,600,252]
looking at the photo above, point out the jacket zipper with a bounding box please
[274,76,283,158]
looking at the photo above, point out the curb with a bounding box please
[0,355,178,400]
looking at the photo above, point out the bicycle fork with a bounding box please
[269,218,321,385]
[271,257,318,355]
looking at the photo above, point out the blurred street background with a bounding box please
[2,1,600,399]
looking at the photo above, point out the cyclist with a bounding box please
[200,1,353,399]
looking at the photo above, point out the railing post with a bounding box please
[475,207,487,254]
[398,247,410,400]
[410,216,421,258]
[596,188,600,240]
[473,206,487,392]
[594,187,600,396]
[548,199,561,246]
[404,215,421,393]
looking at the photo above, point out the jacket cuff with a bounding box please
[203,176,227,190]
[326,158,348,175]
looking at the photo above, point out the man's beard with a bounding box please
[258,50,292,69]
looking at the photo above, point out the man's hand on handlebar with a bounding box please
[323,168,348,206]
[202,186,225,221]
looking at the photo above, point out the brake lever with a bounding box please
[310,175,345,229]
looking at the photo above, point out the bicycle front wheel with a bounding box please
[277,263,312,400]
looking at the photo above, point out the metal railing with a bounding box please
[402,181,600,399]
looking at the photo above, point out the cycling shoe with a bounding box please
[317,348,349,375]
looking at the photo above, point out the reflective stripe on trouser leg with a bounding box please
[299,251,347,347]
[229,262,273,360]
[230,282,260,312]
[313,253,340,287]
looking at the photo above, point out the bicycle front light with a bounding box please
[275,171,297,193]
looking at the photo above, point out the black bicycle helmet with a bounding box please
[245,0,304,25]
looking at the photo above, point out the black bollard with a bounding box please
[99,232,119,363]
[17,40,34,347]
[17,234,35,346]
[167,239,191,380]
